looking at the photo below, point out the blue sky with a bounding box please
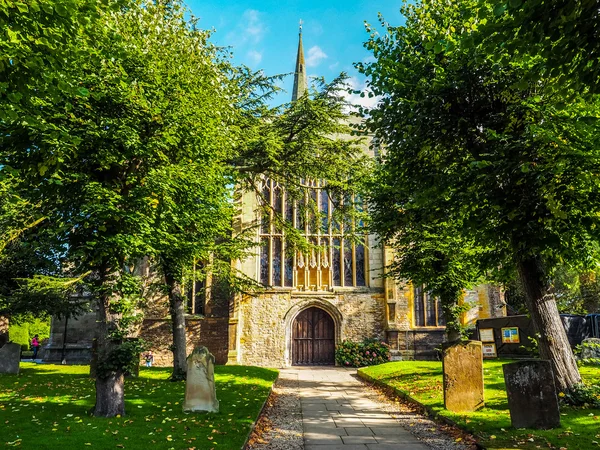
[185,0,405,106]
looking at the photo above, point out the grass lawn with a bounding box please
[0,363,278,449]
[359,360,600,450]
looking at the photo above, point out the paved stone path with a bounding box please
[296,367,430,450]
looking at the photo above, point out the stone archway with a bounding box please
[283,299,343,367]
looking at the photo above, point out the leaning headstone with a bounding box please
[183,346,219,413]
[442,340,484,412]
[0,343,21,374]
[503,360,560,429]
[580,338,600,360]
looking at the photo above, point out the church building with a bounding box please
[43,27,505,367]
[224,26,505,367]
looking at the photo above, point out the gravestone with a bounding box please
[0,343,21,374]
[580,338,600,360]
[183,346,219,413]
[503,360,560,429]
[442,340,484,412]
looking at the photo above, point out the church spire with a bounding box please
[292,20,307,101]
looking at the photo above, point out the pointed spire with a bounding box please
[292,20,307,102]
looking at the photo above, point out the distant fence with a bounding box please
[476,314,600,358]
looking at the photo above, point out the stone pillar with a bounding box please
[442,340,484,412]
[503,360,560,429]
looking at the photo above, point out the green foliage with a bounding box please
[8,317,50,349]
[96,339,147,379]
[473,1,600,92]
[559,383,600,409]
[8,324,28,349]
[576,341,600,367]
[335,338,390,367]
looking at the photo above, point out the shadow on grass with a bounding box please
[0,363,278,450]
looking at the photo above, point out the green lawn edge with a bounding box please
[358,361,600,450]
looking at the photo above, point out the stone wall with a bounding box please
[395,329,446,360]
[44,311,96,362]
[0,316,8,346]
[139,317,229,366]
[230,288,386,368]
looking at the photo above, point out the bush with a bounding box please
[9,325,30,348]
[559,383,600,409]
[575,340,600,366]
[335,338,390,368]
[8,318,51,349]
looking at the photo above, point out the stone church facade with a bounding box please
[43,27,504,367]
[224,27,504,367]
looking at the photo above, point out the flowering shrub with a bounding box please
[335,338,390,367]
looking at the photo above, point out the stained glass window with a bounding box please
[260,238,269,285]
[332,238,341,286]
[343,240,353,286]
[413,285,444,327]
[258,178,367,290]
[355,243,366,286]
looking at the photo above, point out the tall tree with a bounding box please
[473,0,600,91]
[1,0,238,416]
[359,0,600,392]
[367,161,485,341]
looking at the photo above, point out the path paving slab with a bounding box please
[294,367,431,449]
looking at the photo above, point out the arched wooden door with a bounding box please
[292,307,335,365]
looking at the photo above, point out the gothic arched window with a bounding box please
[259,179,367,290]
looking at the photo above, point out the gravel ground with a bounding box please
[246,369,478,450]
[246,370,303,450]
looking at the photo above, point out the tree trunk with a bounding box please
[517,257,582,392]
[95,372,125,417]
[93,290,126,417]
[439,290,462,343]
[165,269,187,381]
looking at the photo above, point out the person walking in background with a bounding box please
[144,350,154,367]
[31,334,40,360]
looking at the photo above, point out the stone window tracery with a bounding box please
[259,178,367,290]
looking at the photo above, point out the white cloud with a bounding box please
[305,45,327,68]
[246,49,263,66]
[225,9,266,46]
[342,77,381,112]
[243,9,265,44]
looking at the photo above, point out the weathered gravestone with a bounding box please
[503,360,560,429]
[580,338,600,360]
[442,340,484,412]
[183,346,219,413]
[0,343,21,374]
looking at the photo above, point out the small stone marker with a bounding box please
[442,340,484,412]
[0,343,21,374]
[183,346,219,413]
[580,338,600,360]
[503,360,560,429]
